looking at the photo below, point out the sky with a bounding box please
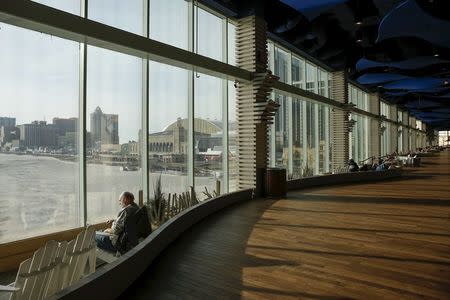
[0,0,235,144]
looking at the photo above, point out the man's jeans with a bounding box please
[95,233,117,253]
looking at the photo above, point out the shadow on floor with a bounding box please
[120,198,281,299]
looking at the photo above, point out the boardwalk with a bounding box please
[122,150,450,299]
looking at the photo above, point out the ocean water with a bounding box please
[0,153,216,244]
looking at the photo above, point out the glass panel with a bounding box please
[228,81,238,192]
[148,62,189,199]
[86,46,142,223]
[318,105,328,173]
[0,24,80,243]
[292,98,304,178]
[194,74,223,199]
[33,0,80,15]
[268,42,275,74]
[272,94,289,169]
[227,22,236,66]
[292,56,304,88]
[274,47,289,83]
[89,0,144,35]
[196,8,224,61]
[150,0,188,50]
[305,102,316,174]
[306,63,317,93]
[318,69,327,96]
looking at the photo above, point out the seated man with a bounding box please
[95,191,139,253]
[348,159,359,172]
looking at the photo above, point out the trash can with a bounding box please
[265,168,287,197]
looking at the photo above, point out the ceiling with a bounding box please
[210,0,450,130]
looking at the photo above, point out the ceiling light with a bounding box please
[356,39,363,43]
[355,20,363,26]
[444,80,449,86]
[434,53,439,57]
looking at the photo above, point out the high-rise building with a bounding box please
[0,117,16,128]
[90,106,119,147]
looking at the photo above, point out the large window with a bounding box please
[0,0,237,246]
[148,62,189,198]
[150,0,189,50]
[86,46,143,223]
[89,0,144,35]
[292,98,305,178]
[270,93,290,170]
[0,24,80,242]
[292,56,304,88]
[194,75,224,199]
[306,63,317,93]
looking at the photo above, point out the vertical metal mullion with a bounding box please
[324,72,330,172]
[142,0,149,205]
[268,43,276,167]
[302,101,307,170]
[222,18,228,194]
[313,103,319,174]
[324,105,330,172]
[187,0,195,188]
[79,0,88,227]
[287,53,293,177]
[302,59,307,170]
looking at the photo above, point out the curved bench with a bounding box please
[287,169,403,191]
[50,189,253,300]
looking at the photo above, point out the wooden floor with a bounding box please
[122,150,450,300]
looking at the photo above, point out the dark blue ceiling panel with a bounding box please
[382,77,449,90]
[280,0,347,20]
[356,56,449,72]
[377,0,450,48]
[356,73,411,85]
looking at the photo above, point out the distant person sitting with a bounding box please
[348,159,359,172]
[95,191,139,253]
[375,158,386,171]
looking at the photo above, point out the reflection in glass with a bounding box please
[86,46,142,223]
[0,24,80,242]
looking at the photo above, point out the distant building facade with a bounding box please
[90,107,119,147]
[18,121,58,148]
[148,118,222,155]
[0,117,16,128]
